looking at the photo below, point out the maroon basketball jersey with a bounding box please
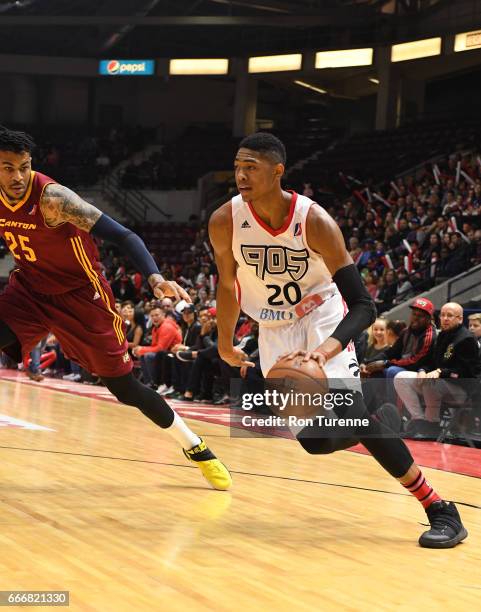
[0,171,103,294]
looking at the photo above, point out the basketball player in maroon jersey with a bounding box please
[0,126,231,491]
[209,132,467,547]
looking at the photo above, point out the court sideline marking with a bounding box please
[0,443,479,511]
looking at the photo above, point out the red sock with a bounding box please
[402,470,441,509]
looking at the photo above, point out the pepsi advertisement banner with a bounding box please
[99,59,155,76]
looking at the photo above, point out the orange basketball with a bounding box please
[266,356,329,419]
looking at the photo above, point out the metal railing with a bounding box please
[101,173,172,224]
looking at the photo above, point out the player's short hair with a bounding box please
[468,312,481,323]
[0,126,35,154]
[239,132,286,165]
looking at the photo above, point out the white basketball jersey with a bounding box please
[231,191,339,327]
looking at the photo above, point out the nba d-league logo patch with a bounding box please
[294,223,302,237]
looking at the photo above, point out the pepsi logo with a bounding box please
[107,60,120,74]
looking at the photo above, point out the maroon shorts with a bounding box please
[0,272,132,378]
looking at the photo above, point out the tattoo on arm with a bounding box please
[40,183,103,231]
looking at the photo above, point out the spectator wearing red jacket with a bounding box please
[133,304,181,388]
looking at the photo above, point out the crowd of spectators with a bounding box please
[358,297,481,441]
[295,151,481,312]
[10,287,480,444]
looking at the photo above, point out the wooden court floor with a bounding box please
[0,377,480,611]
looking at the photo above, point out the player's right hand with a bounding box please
[219,347,255,368]
[149,274,191,303]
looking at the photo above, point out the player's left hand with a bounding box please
[425,369,441,379]
[279,349,328,368]
[149,274,191,303]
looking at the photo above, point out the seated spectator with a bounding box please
[133,303,181,389]
[214,319,259,405]
[121,301,145,352]
[394,302,481,437]
[375,269,398,313]
[111,273,136,302]
[357,239,375,268]
[365,297,436,381]
[231,322,261,407]
[385,319,407,347]
[182,309,218,401]
[360,318,388,368]
[359,319,388,407]
[469,229,481,266]
[168,304,202,397]
[444,233,470,277]
[392,269,414,305]
[160,297,181,323]
[468,313,481,354]
[364,272,379,301]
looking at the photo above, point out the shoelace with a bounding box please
[428,509,460,531]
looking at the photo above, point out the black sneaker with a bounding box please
[375,403,402,434]
[419,501,468,548]
[412,420,440,441]
[176,351,194,362]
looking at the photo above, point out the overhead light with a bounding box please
[294,80,327,94]
[369,77,380,84]
[391,38,441,62]
[454,30,481,52]
[169,58,229,75]
[248,54,302,73]
[315,48,373,69]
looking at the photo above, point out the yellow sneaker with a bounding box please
[183,438,232,491]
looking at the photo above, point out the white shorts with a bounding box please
[258,292,361,387]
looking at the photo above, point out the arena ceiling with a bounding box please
[0,0,454,58]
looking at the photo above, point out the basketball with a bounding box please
[266,356,329,419]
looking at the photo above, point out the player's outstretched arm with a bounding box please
[209,203,254,368]
[306,204,376,361]
[40,183,190,302]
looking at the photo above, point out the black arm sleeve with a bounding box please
[330,264,377,350]
[91,213,161,280]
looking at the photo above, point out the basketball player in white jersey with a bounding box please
[209,133,466,548]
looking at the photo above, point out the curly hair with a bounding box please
[0,126,35,154]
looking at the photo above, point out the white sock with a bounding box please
[166,412,201,450]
